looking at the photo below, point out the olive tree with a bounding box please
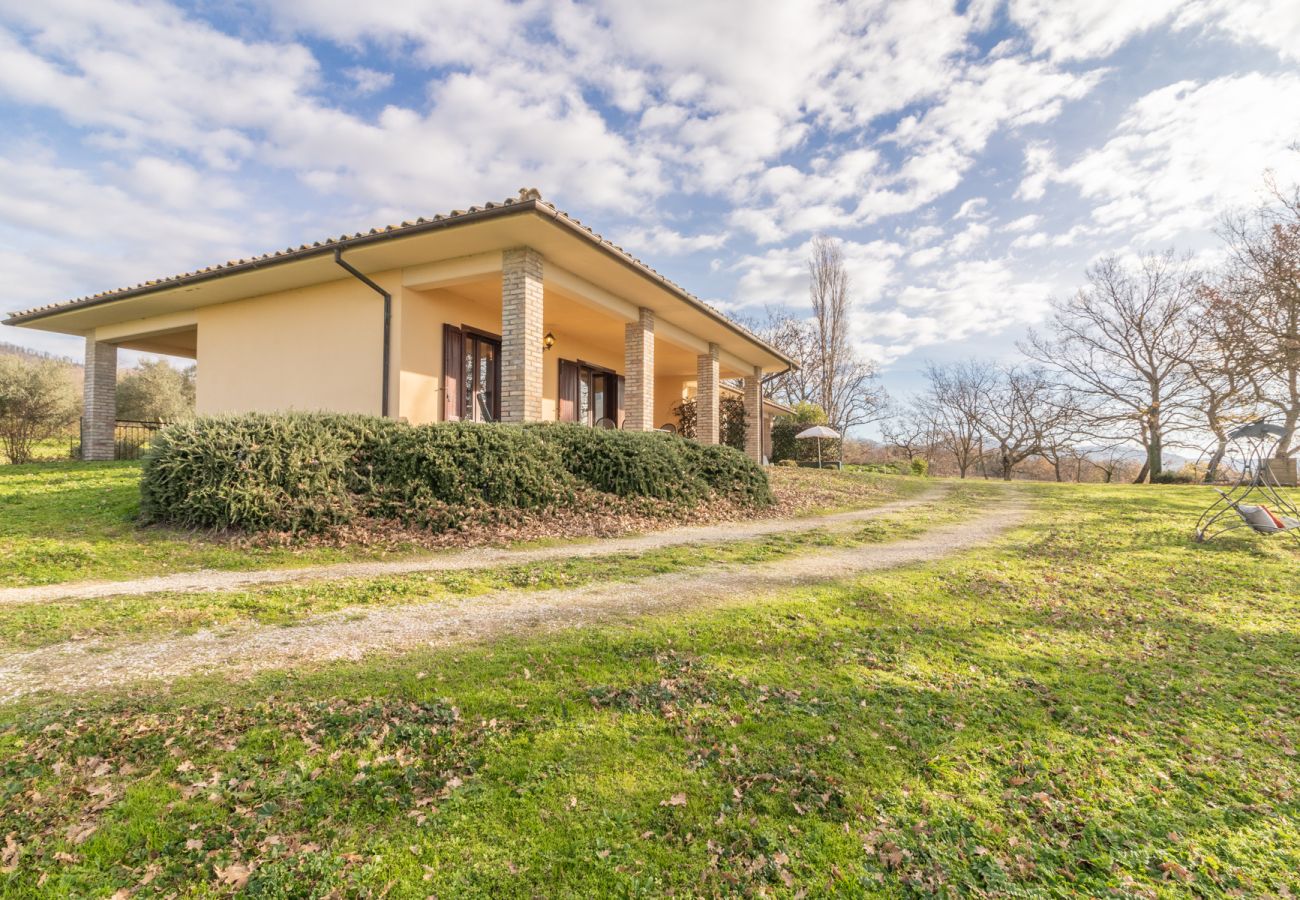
[0,355,79,464]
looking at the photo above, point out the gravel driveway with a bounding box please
[0,494,1029,702]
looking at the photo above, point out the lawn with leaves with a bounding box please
[1,482,1298,896]
[0,462,363,587]
[0,482,999,652]
[0,461,915,588]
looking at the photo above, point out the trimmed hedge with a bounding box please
[141,414,772,533]
[529,423,772,506]
[140,414,359,532]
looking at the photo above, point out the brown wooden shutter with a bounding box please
[558,359,578,423]
[443,324,463,421]
[615,375,625,427]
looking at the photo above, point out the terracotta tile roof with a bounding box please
[3,188,790,366]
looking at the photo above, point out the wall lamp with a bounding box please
[543,331,556,351]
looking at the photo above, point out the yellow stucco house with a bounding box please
[4,190,793,462]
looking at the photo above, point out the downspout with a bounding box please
[334,249,392,418]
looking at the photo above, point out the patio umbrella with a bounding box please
[795,424,840,468]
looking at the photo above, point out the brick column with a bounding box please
[744,365,763,463]
[501,247,544,423]
[82,337,117,461]
[696,343,720,445]
[624,307,655,431]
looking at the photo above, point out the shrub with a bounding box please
[1152,469,1195,484]
[671,396,746,451]
[530,423,772,506]
[770,402,838,465]
[140,414,359,532]
[142,414,773,533]
[776,458,798,467]
[359,422,574,529]
[910,457,929,477]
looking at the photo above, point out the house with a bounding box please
[4,189,794,462]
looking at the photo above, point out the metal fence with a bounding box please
[75,419,166,460]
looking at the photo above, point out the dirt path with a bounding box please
[0,496,1030,702]
[0,488,949,606]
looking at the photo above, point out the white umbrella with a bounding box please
[795,425,841,468]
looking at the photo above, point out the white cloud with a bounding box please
[1179,0,1300,61]
[613,225,728,256]
[1004,214,1041,232]
[1050,73,1300,241]
[345,66,393,95]
[857,258,1055,364]
[1005,0,1185,60]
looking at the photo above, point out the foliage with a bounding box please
[532,423,771,506]
[670,396,747,451]
[1152,468,1195,484]
[140,414,361,532]
[2,484,1299,895]
[115,360,196,422]
[141,415,772,533]
[359,421,575,530]
[0,355,79,465]
[909,457,928,476]
[771,402,839,465]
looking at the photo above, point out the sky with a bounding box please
[1,0,1299,405]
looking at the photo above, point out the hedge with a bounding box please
[141,414,772,533]
[529,423,772,506]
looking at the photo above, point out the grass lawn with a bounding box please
[1,480,1297,895]
[0,482,1001,652]
[0,461,917,589]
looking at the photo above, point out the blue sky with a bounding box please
[1,0,1298,404]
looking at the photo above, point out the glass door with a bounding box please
[461,333,501,422]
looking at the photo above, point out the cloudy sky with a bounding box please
[2,0,1299,401]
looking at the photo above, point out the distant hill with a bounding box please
[0,342,78,367]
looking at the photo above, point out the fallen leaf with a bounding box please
[215,862,252,889]
[661,793,687,807]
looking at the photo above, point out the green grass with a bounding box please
[0,461,384,587]
[1,481,1298,895]
[0,482,1001,651]
[0,461,914,589]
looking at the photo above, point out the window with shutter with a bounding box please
[558,359,578,423]
[443,324,463,421]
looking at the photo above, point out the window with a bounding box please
[559,358,623,426]
[443,324,501,421]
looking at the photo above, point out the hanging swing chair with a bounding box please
[1194,421,1300,543]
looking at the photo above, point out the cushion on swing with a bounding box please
[1236,504,1285,532]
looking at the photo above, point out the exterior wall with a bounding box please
[196,272,396,416]
[539,330,624,421]
[399,287,502,424]
[654,375,689,431]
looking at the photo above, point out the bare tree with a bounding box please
[751,237,888,433]
[920,361,987,478]
[881,402,939,464]
[1180,285,1256,481]
[1025,253,1201,481]
[1216,176,1300,457]
[972,363,1074,481]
